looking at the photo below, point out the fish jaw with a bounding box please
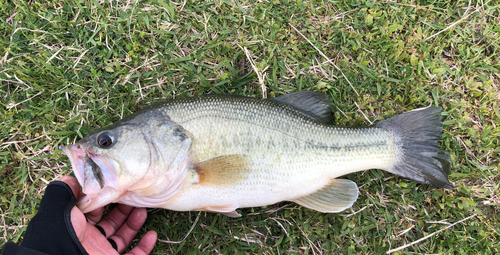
[63,144,122,213]
[63,144,86,190]
[77,186,122,213]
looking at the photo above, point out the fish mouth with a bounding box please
[63,144,122,213]
[63,144,117,195]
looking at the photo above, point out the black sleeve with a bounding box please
[1,242,50,255]
[1,181,88,255]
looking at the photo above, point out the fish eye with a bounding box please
[97,133,114,148]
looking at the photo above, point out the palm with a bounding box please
[79,222,119,254]
[63,177,157,255]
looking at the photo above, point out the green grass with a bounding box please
[1,0,499,254]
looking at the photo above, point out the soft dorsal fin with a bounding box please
[269,91,333,123]
[191,155,250,187]
[292,179,359,213]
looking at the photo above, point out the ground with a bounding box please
[1,0,499,254]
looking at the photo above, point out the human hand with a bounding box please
[62,176,157,255]
[2,177,157,255]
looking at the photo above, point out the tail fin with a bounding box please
[376,106,454,189]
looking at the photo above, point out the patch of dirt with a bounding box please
[1,165,13,177]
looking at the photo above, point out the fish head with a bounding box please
[63,110,192,213]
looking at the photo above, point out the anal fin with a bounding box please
[292,179,359,213]
[199,205,242,218]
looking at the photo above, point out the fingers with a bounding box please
[60,176,157,254]
[96,204,135,238]
[125,230,157,255]
[85,207,105,225]
[61,176,81,197]
[108,208,148,253]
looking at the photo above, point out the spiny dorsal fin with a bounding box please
[292,179,359,213]
[269,91,333,123]
[191,155,250,187]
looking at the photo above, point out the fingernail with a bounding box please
[61,176,71,182]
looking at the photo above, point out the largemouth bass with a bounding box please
[63,92,453,215]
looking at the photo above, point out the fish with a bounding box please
[63,91,453,216]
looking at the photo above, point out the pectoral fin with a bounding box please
[200,205,242,217]
[192,155,250,187]
[292,179,359,213]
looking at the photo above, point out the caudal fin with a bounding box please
[376,106,453,189]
